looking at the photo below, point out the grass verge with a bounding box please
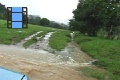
[0,19,55,45]
[49,29,71,50]
[79,67,120,80]
[74,32,120,79]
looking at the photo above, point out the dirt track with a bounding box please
[0,45,96,80]
[0,32,96,80]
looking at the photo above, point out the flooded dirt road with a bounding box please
[16,31,42,47]
[0,32,96,80]
[28,32,54,50]
[0,45,95,80]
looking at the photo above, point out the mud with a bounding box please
[28,32,54,51]
[0,32,96,80]
[0,45,95,80]
[16,31,42,47]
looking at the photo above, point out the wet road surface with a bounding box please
[0,32,96,80]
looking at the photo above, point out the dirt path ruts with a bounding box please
[0,32,96,80]
[0,45,96,80]
[15,31,42,47]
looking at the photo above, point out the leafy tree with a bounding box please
[102,0,120,39]
[69,0,120,38]
[69,19,80,31]
[0,3,7,20]
[49,21,68,29]
[70,0,104,36]
[60,23,69,29]
[39,18,50,26]
[28,15,41,25]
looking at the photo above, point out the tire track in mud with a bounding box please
[0,32,96,80]
[16,31,42,47]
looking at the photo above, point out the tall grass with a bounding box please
[75,32,120,79]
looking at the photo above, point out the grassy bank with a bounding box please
[75,32,120,79]
[0,19,70,50]
[49,29,71,50]
[0,19,54,45]
[78,67,119,80]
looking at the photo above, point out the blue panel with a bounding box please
[12,13,22,21]
[0,67,29,80]
[22,76,29,80]
[12,22,22,28]
[7,7,28,29]
[12,7,22,12]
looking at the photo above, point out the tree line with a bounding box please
[28,15,69,29]
[0,3,7,20]
[0,3,69,29]
[69,0,120,39]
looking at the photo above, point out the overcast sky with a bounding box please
[0,0,78,24]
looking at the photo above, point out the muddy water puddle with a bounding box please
[27,32,95,66]
[0,32,96,80]
[16,31,42,47]
[28,32,54,51]
[0,45,95,80]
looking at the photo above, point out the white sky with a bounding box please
[0,0,78,24]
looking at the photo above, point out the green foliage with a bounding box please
[0,19,70,50]
[69,0,120,38]
[0,3,7,20]
[28,15,69,30]
[28,15,41,25]
[50,21,69,29]
[0,19,54,45]
[70,0,104,36]
[28,15,69,29]
[75,33,120,78]
[102,1,120,39]
[69,19,80,31]
[39,18,50,26]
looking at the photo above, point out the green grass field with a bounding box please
[49,29,71,50]
[1,19,120,79]
[79,67,119,80]
[75,32,120,80]
[0,20,53,44]
[0,19,70,50]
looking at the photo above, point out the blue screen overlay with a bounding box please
[12,7,22,28]
[7,7,28,29]
[0,67,29,80]
[12,13,22,21]
[12,7,22,12]
[12,22,22,28]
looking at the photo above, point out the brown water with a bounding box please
[0,45,95,80]
[16,31,42,47]
[0,32,96,80]
[28,32,54,50]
